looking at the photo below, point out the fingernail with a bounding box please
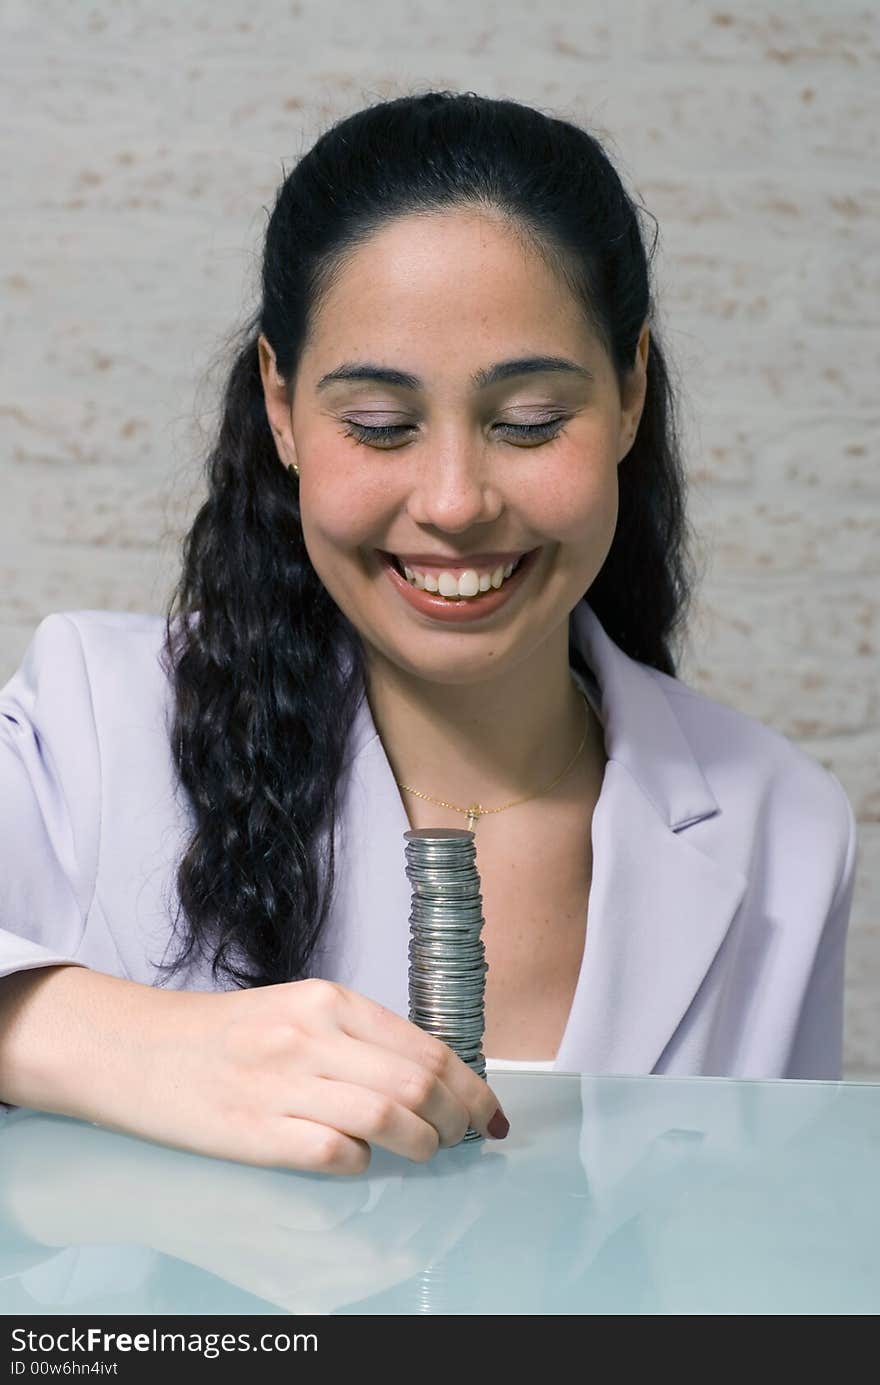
[487,1107,510,1140]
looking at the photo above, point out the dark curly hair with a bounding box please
[155,89,700,993]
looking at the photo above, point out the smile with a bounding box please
[376,548,542,624]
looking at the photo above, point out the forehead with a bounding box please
[325,211,569,301]
[302,210,601,376]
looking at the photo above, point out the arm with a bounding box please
[0,964,507,1171]
[0,963,196,1128]
[785,774,859,1081]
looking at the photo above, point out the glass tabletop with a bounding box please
[1,1072,878,1315]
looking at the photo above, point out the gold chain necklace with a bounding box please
[395,687,591,833]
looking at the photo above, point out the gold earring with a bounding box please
[288,462,299,477]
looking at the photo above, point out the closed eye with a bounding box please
[340,418,569,447]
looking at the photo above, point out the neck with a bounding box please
[362,621,595,818]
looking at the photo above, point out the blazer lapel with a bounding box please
[555,601,748,1073]
[322,600,748,1076]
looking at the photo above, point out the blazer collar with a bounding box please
[329,600,747,1074]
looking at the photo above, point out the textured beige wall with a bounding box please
[2,2,878,1076]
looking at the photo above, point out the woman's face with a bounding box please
[260,209,648,689]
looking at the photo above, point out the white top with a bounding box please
[484,1057,556,1072]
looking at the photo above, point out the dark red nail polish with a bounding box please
[487,1107,509,1139]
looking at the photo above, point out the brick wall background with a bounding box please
[2,1,878,1077]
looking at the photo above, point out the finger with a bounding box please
[278,1074,444,1163]
[305,1032,471,1148]
[254,1114,373,1176]
[332,987,508,1138]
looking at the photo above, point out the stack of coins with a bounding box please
[404,827,488,1142]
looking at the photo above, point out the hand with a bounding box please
[116,977,508,1175]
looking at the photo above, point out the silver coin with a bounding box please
[409,961,485,974]
[410,905,484,916]
[410,911,483,920]
[414,1022,487,1038]
[410,915,484,925]
[409,939,486,951]
[410,919,485,931]
[411,998,486,1009]
[411,1005,486,1017]
[410,915,485,930]
[410,957,486,971]
[411,1010,485,1022]
[410,1009,486,1025]
[406,863,479,876]
[410,924,484,937]
[410,984,486,998]
[411,959,485,972]
[410,999,486,1012]
[408,884,483,898]
[407,860,477,869]
[409,940,486,956]
[411,964,483,975]
[412,1014,485,1025]
[409,968,488,983]
[418,976,486,985]
[410,967,485,977]
[409,951,487,964]
[416,1004,486,1013]
[411,886,479,897]
[407,866,477,880]
[410,893,481,904]
[409,879,479,887]
[409,977,487,991]
[410,919,484,929]
[404,826,475,839]
[407,941,485,952]
[409,937,487,951]
[407,867,479,879]
[406,854,478,866]
[409,936,486,950]
[405,847,476,860]
[409,885,481,898]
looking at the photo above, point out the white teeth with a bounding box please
[397,556,525,599]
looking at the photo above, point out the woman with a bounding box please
[0,92,857,1176]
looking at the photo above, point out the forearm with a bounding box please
[0,963,195,1130]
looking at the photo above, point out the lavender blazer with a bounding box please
[0,602,858,1110]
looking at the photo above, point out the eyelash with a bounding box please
[340,418,568,447]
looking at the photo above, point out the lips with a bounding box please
[377,546,541,624]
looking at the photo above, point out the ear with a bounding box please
[618,322,650,462]
[257,333,298,469]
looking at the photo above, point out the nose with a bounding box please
[404,435,504,533]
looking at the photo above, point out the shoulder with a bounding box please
[7,608,168,691]
[33,608,168,658]
[643,663,856,871]
[2,609,172,748]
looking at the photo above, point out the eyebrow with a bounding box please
[315,355,594,393]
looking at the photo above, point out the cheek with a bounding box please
[527,450,619,546]
[299,454,393,553]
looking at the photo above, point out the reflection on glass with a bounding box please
[1,1073,879,1315]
